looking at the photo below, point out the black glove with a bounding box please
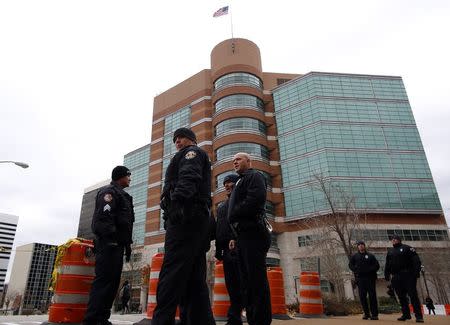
[170,200,184,224]
[215,248,223,261]
[125,244,132,262]
[385,274,391,281]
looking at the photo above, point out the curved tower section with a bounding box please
[210,39,283,265]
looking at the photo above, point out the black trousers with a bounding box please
[357,277,378,317]
[392,272,422,318]
[152,214,215,325]
[237,228,272,325]
[223,247,243,325]
[84,241,124,324]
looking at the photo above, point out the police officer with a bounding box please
[384,235,424,323]
[349,241,380,320]
[227,152,272,325]
[153,127,215,325]
[84,166,134,325]
[216,173,243,325]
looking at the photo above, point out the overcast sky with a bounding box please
[1,0,449,279]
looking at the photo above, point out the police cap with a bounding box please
[173,127,197,143]
[223,174,239,185]
[112,165,131,181]
[356,240,365,246]
[392,234,402,241]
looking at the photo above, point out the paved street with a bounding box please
[0,314,448,325]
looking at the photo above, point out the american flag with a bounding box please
[213,6,229,18]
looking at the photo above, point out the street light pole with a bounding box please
[0,161,29,169]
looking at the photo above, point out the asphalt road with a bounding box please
[0,313,447,325]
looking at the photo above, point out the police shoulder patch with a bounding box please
[104,193,113,202]
[185,150,197,159]
[410,247,415,252]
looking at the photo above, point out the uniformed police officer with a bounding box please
[349,241,380,320]
[153,127,215,325]
[216,173,243,325]
[227,152,272,325]
[83,166,134,325]
[384,235,424,323]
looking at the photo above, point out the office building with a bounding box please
[77,179,110,240]
[8,243,57,314]
[124,144,151,246]
[0,213,18,294]
[144,38,448,302]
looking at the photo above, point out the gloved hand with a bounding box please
[385,274,391,281]
[125,244,132,262]
[215,248,223,261]
[170,200,184,224]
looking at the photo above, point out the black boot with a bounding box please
[397,315,412,321]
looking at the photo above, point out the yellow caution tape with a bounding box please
[49,238,84,291]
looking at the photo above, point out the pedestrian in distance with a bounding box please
[227,152,272,325]
[153,127,215,325]
[120,280,131,314]
[349,240,380,320]
[83,166,135,325]
[425,296,435,315]
[384,235,424,323]
[215,173,243,325]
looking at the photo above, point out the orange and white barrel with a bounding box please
[146,253,164,319]
[267,267,290,319]
[212,261,230,321]
[48,238,95,323]
[298,271,324,317]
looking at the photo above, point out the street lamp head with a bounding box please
[14,162,29,169]
[0,160,30,169]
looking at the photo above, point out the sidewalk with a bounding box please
[234,314,448,325]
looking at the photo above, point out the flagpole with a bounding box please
[230,6,235,53]
[230,6,234,39]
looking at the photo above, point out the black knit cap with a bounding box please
[392,234,402,241]
[112,165,131,181]
[173,127,197,143]
[356,240,365,246]
[223,174,239,185]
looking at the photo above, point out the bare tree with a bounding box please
[3,290,20,311]
[417,239,450,304]
[296,174,369,301]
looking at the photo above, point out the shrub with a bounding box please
[322,296,362,316]
[378,296,401,314]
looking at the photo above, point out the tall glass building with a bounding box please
[124,144,151,246]
[273,72,442,218]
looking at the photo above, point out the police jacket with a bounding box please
[161,145,211,217]
[349,251,380,279]
[384,243,421,278]
[227,168,266,227]
[216,199,232,251]
[91,182,134,245]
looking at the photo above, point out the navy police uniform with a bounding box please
[216,174,243,325]
[384,236,423,321]
[153,128,215,325]
[348,243,380,319]
[228,169,272,325]
[84,166,134,325]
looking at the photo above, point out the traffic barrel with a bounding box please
[298,271,324,317]
[146,253,164,319]
[46,238,95,324]
[445,304,450,315]
[212,261,230,321]
[267,267,290,320]
[409,304,425,315]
